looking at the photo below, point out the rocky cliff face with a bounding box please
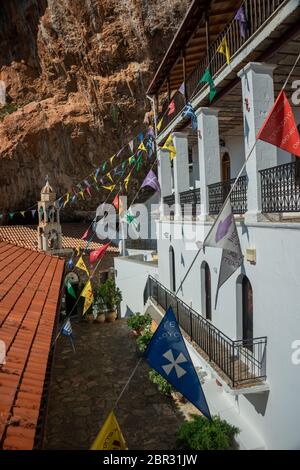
[0,0,191,215]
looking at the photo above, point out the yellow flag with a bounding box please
[20,211,26,217]
[107,172,114,183]
[79,191,85,200]
[91,411,127,450]
[217,36,230,65]
[93,175,98,183]
[76,256,89,275]
[138,141,146,152]
[110,154,115,166]
[102,184,115,192]
[162,134,176,160]
[81,279,94,315]
[63,193,70,207]
[124,172,132,192]
[157,118,163,132]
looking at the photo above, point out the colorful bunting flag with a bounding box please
[110,155,115,166]
[179,81,185,96]
[31,209,36,218]
[162,134,176,160]
[235,5,247,38]
[20,211,26,218]
[9,212,14,220]
[63,193,70,207]
[107,172,114,183]
[102,184,116,192]
[217,36,230,65]
[76,256,89,275]
[66,280,77,299]
[129,155,136,165]
[147,126,155,139]
[138,132,144,142]
[81,229,89,240]
[89,242,110,264]
[138,141,147,152]
[81,280,94,315]
[113,194,119,210]
[79,191,85,200]
[124,172,132,192]
[129,139,134,152]
[144,306,211,419]
[67,257,74,269]
[86,186,92,197]
[257,90,300,157]
[157,118,163,132]
[136,152,143,172]
[182,102,197,131]
[141,170,160,193]
[102,161,108,172]
[200,68,217,103]
[168,100,175,116]
[91,411,127,450]
[84,179,91,188]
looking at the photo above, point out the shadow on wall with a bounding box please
[244,390,270,416]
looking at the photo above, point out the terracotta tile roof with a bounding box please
[0,241,65,450]
[0,224,119,253]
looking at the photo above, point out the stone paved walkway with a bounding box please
[43,319,186,450]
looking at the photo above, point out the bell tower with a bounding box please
[37,178,62,252]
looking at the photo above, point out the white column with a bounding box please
[172,132,190,219]
[238,62,277,222]
[196,107,221,219]
[157,146,172,217]
[192,142,200,188]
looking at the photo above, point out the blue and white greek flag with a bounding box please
[62,319,73,337]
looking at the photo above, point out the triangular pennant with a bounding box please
[91,411,127,450]
[200,68,217,103]
[162,134,176,160]
[217,36,230,65]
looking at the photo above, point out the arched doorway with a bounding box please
[169,246,176,292]
[201,262,212,320]
[242,276,253,350]
[221,152,231,182]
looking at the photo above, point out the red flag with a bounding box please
[113,195,119,210]
[257,90,300,157]
[89,242,111,264]
[86,186,92,197]
[168,100,175,116]
[81,229,89,240]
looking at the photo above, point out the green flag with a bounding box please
[66,280,77,299]
[200,68,216,103]
[136,153,143,172]
[102,161,108,172]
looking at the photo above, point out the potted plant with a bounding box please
[127,312,152,336]
[98,278,122,322]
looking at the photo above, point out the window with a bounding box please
[221,152,231,182]
[169,246,176,292]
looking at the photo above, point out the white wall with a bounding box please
[156,218,300,449]
[114,256,158,318]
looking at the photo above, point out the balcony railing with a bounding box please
[126,238,157,251]
[144,276,267,388]
[180,188,201,218]
[208,175,247,215]
[260,161,300,213]
[157,0,285,135]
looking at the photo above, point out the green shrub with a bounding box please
[148,369,173,396]
[136,330,153,352]
[176,415,239,450]
[0,103,19,120]
[127,312,152,332]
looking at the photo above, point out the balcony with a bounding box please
[208,175,247,215]
[144,275,267,389]
[260,161,300,213]
[126,238,157,252]
[157,0,286,136]
[180,188,201,218]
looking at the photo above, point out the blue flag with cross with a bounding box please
[144,306,211,419]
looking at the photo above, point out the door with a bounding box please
[169,246,176,292]
[204,263,212,321]
[242,276,253,350]
[221,153,231,182]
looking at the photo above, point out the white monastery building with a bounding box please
[115,0,300,450]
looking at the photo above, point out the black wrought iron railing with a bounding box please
[126,238,157,251]
[208,175,247,215]
[260,161,300,213]
[180,188,201,218]
[163,194,175,207]
[157,0,285,135]
[144,276,267,387]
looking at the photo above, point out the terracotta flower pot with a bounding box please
[86,313,94,323]
[106,310,117,322]
[96,313,106,323]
